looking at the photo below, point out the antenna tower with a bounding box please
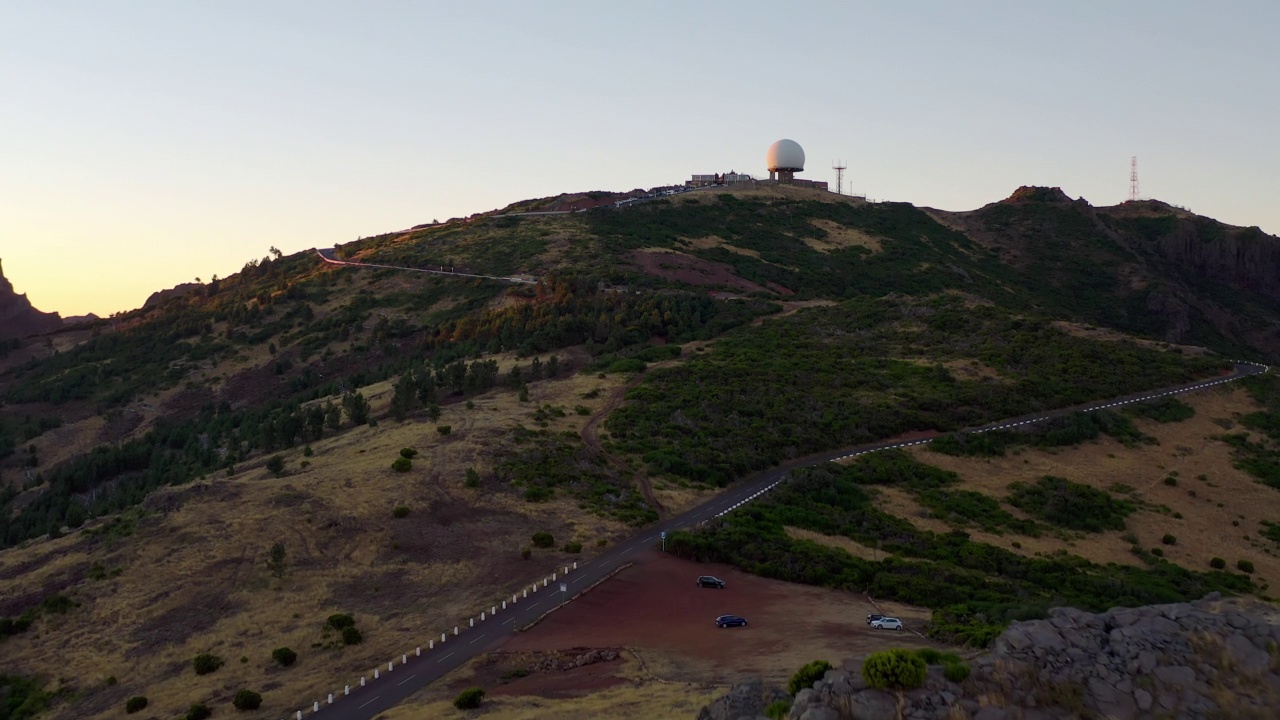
[832,159,847,195]
[1129,156,1139,202]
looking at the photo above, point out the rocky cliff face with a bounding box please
[699,593,1280,720]
[0,259,61,341]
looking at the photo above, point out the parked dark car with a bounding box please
[867,614,885,625]
[697,575,726,589]
[716,614,748,628]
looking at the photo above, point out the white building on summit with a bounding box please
[766,139,805,181]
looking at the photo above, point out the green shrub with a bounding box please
[271,647,298,667]
[465,467,481,487]
[1151,547,1164,557]
[862,650,927,693]
[943,661,970,683]
[914,648,943,665]
[521,547,532,560]
[1210,557,1226,570]
[787,659,832,695]
[1164,476,1177,487]
[125,696,148,714]
[265,454,285,477]
[562,541,583,554]
[327,613,355,630]
[1162,534,1177,545]
[531,531,555,548]
[391,457,412,472]
[193,653,224,675]
[233,689,262,710]
[575,405,591,416]
[399,447,418,459]
[185,703,212,720]
[342,626,363,645]
[437,425,452,435]
[1006,476,1135,532]
[453,687,485,709]
[764,699,792,719]
[605,358,646,374]
[393,505,410,518]
[1238,559,1256,574]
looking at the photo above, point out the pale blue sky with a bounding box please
[2,1,1277,316]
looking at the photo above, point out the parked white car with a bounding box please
[870,617,904,630]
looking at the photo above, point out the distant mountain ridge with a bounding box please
[0,259,61,341]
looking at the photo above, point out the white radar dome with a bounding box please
[766,139,805,172]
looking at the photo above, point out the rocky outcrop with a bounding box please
[143,282,202,309]
[700,594,1280,720]
[0,259,61,341]
[696,677,790,720]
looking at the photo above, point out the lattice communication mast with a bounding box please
[1129,156,1139,202]
[832,159,847,195]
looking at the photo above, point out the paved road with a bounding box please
[315,248,537,284]
[297,361,1268,720]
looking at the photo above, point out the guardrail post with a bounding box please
[361,676,366,687]
[564,565,568,574]
[296,712,302,720]
[533,584,537,593]
[544,578,549,587]
[470,617,475,627]
[454,626,459,635]
[524,589,528,598]
[374,669,379,679]
[502,600,507,610]
[388,661,394,672]
[344,685,350,696]
[402,653,408,664]
[416,647,421,656]
[552,572,556,582]
[313,701,320,712]
[573,561,578,570]
[430,639,434,650]
[328,693,333,704]
[491,605,496,615]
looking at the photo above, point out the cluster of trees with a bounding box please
[663,460,1250,647]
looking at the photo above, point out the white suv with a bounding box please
[870,617,904,630]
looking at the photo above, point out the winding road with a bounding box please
[289,360,1269,720]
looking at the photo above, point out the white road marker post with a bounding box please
[345,685,350,696]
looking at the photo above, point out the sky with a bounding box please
[2,1,1277,317]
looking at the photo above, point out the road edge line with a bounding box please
[517,562,634,633]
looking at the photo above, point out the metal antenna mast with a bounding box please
[1129,156,1139,202]
[832,159,847,195]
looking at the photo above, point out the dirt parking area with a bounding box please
[499,550,942,687]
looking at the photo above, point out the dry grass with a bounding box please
[0,363,658,720]
[806,219,883,253]
[884,385,1280,586]
[381,652,725,720]
[1050,320,1209,356]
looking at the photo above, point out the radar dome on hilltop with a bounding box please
[766,139,805,172]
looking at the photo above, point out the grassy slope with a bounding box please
[0,366,655,720]
[3,184,1280,717]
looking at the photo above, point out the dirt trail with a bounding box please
[581,375,666,518]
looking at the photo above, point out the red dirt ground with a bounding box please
[499,551,940,685]
[629,250,772,295]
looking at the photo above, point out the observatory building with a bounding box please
[766,139,805,182]
[766,138,828,190]
[685,138,827,190]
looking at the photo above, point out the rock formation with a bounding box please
[0,259,61,341]
[699,593,1280,720]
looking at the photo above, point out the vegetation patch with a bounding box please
[494,427,657,525]
[1125,396,1196,423]
[1005,476,1135,532]
[608,295,1219,486]
[930,409,1155,458]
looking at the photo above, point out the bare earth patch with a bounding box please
[629,249,772,295]
[806,219,883,253]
